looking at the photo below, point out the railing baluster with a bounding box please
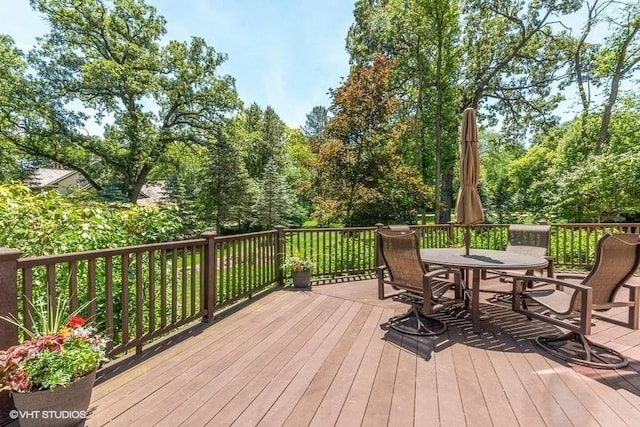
[148,250,155,334]
[171,248,178,324]
[135,252,143,353]
[181,247,187,320]
[22,268,33,334]
[47,264,57,315]
[88,258,96,321]
[69,261,78,312]
[105,256,114,352]
[199,243,206,314]
[160,249,167,329]
[190,245,196,314]
[121,253,130,346]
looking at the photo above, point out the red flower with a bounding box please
[69,316,86,328]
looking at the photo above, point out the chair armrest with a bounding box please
[503,274,591,292]
[424,268,458,279]
[622,281,640,289]
[555,273,587,280]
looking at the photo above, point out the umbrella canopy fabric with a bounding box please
[455,107,484,225]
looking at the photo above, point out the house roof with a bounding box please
[25,166,168,205]
[25,168,79,188]
[138,181,169,205]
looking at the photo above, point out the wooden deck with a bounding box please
[86,276,640,426]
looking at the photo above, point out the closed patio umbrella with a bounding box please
[455,107,484,255]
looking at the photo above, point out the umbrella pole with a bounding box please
[465,225,470,256]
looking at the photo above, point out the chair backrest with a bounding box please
[582,233,640,304]
[376,230,425,293]
[387,224,411,232]
[506,224,551,258]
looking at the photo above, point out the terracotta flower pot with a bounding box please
[11,370,96,427]
[292,270,311,288]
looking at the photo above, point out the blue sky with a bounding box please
[0,0,355,128]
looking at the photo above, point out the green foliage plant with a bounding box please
[281,256,315,273]
[0,295,108,392]
[0,184,183,256]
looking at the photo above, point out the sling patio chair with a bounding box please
[486,224,554,304]
[384,224,449,276]
[376,229,462,336]
[505,233,640,369]
[485,224,554,280]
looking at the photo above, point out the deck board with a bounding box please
[86,277,640,426]
[282,304,373,427]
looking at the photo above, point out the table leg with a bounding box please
[472,267,481,333]
[462,268,470,308]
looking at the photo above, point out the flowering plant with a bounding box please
[281,255,315,273]
[0,298,108,393]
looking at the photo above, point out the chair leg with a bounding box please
[535,331,628,369]
[387,306,446,336]
[630,285,639,329]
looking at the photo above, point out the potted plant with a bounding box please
[282,255,315,288]
[0,297,108,427]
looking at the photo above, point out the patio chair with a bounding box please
[376,229,462,335]
[507,233,640,369]
[384,224,450,276]
[484,224,554,280]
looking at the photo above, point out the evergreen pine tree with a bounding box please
[251,160,294,228]
[97,181,129,202]
[166,173,199,235]
[201,131,254,232]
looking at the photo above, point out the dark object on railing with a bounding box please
[376,230,461,336]
[507,233,640,369]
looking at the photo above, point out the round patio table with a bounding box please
[420,248,548,332]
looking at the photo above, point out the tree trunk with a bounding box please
[595,72,621,155]
[439,170,453,224]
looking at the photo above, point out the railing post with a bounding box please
[0,248,20,418]
[275,225,286,286]
[374,223,384,268]
[448,222,455,247]
[201,231,217,323]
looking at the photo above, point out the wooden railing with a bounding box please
[549,223,640,269]
[1,222,639,360]
[283,226,377,279]
[0,230,279,360]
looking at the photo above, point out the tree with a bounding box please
[316,54,431,225]
[459,0,579,134]
[200,127,255,232]
[346,0,460,223]
[165,173,199,235]
[251,160,294,228]
[285,128,315,224]
[301,106,328,139]
[548,150,640,222]
[479,132,524,222]
[1,0,240,202]
[240,104,287,179]
[561,1,640,156]
[592,2,640,154]
[301,105,328,153]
